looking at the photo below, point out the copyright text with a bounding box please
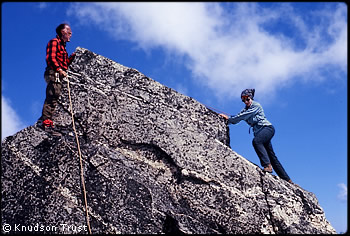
[2,223,87,233]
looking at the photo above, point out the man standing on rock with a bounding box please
[39,23,76,136]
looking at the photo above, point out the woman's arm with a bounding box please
[227,103,260,124]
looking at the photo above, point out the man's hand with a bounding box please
[219,113,228,120]
[58,69,67,78]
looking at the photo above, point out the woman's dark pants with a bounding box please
[252,125,290,181]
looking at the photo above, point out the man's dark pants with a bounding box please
[41,69,62,122]
[252,125,290,181]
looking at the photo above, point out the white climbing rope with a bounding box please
[66,75,92,234]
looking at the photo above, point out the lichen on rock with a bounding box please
[1,47,336,234]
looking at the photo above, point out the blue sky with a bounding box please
[1,2,347,233]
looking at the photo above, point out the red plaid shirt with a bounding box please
[46,36,74,72]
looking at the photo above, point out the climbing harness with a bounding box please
[55,72,60,83]
[66,72,92,234]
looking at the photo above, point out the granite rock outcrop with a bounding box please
[1,47,336,234]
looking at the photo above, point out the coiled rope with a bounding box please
[66,75,92,234]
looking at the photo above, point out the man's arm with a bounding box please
[46,39,61,72]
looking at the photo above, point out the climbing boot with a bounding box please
[43,119,54,128]
[263,164,273,173]
[43,119,61,137]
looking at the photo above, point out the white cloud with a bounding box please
[68,2,347,99]
[37,2,48,10]
[337,183,347,202]
[1,96,26,140]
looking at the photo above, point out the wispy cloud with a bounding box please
[68,2,347,99]
[337,183,347,202]
[37,2,48,10]
[1,96,26,140]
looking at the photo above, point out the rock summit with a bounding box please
[1,47,336,234]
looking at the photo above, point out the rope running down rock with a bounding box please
[66,74,92,234]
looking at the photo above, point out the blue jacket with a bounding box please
[228,100,272,136]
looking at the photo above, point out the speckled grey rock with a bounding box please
[1,47,336,234]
